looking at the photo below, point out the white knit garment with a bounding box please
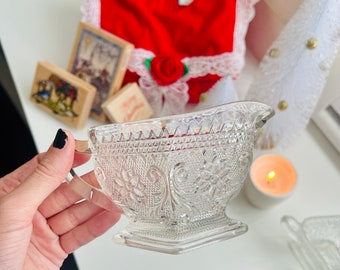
[246,0,340,149]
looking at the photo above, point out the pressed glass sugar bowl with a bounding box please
[71,101,274,254]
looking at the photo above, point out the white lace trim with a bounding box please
[80,0,259,116]
[246,0,340,149]
[80,0,101,27]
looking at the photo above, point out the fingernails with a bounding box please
[53,129,68,149]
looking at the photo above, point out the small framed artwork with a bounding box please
[101,82,154,123]
[68,21,134,123]
[30,61,96,129]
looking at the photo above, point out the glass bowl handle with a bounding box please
[66,169,119,212]
[64,140,120,212]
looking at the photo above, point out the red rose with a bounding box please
[148,55,187,86]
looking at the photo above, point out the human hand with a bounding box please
[0,129,121,270]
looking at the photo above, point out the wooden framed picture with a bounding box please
[101,83,154,123]
[30,61,96,129]
[68,21,134,122]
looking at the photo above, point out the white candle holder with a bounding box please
[244,154,297,209]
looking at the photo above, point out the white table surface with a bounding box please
[1,1,340,269]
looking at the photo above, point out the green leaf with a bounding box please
[144,58,152,70]
[183,63,189,76]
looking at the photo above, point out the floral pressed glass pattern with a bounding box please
[70,101,274,254]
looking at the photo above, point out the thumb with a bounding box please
[7,129,75,215]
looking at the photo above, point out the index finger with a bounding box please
[0,150,90,196]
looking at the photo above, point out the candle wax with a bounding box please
[250,155,297,196]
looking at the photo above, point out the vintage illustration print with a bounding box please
[68,22,134,122]
[30,61,96,129]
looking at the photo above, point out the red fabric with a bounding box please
[149,55,187,86]
[100,0,237,103]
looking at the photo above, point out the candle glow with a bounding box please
[245,154,297,209]
[266,170,276,182]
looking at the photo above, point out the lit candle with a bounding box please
[267,170,276,182]
[244,154,297,209]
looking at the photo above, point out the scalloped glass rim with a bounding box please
[88,101,274,142]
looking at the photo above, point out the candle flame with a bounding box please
[266,170,276,182]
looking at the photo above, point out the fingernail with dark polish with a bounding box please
[53,129,68,149]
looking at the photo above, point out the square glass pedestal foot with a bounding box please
[113,217,248,254]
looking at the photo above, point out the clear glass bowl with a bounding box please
[72,101,274,254]
[281,215,340,269]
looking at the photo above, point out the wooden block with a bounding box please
[68,21,134,123]
[30,61,96,129]
[101,83,154,123]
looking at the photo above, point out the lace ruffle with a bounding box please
[80,0,101,27]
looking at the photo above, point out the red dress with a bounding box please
[81,0,258,116]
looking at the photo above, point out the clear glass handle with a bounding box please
[66,168,119,213]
